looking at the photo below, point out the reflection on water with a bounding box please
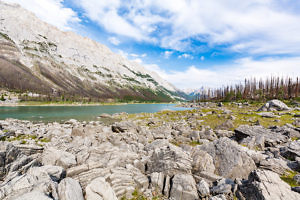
[0,104,190,122]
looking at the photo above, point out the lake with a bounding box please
[0,104,190,122]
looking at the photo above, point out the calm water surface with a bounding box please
[0,104,190,122]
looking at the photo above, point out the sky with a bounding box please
[5,0,300,90]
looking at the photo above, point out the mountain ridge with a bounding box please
[0,1,184,102]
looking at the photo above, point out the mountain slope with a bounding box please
[0,1,183,102]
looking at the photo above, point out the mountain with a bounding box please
[182,88,206,100]
[0,1,184,102]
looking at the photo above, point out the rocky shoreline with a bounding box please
[1,100,300,200]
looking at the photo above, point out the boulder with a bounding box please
[42,148,76,169]
[191,148,215,174]
[34,165,66,182]
[71,127,85,137]
[108,166,148,198]
[281,140,300,161]
[146,142,192,176]
[199,129,218,141]
[0,166,60,200]
[215,130,234,138]
[85,177,118,200]
[111,121,136,133]
[199,137,256,179]
[98,113,112,118]
[15,191,53,200]
[258,158,291,175]
[0,142,40,180]
[196,179,210,198]
[211,183,232,195]
[239,169,300,200]
[169,174,198,200]
[258,99,290,111]
[65,119,78,125]
[235,125,288,149]
[270,125,300,140]
[257,112,279,118]
[294,174,300,184]
[215,120,234,130]
[58,178,84,200]
[209,194,227,200]
[150,172,171,196]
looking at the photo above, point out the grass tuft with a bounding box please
[280,170,299,187]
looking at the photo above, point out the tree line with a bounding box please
[192,76,299,102]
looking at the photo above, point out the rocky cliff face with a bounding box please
[0,1,183,102]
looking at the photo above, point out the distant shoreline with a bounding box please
[0,101,177,107]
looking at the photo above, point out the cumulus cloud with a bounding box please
[108,37,121,45]
[163,51,173,59]
[178,53,194,59]
[5,0,80,30]
[145,57,300,89]
[73,0,300,55]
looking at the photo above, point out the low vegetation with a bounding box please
[117,101,299,132]
[0,133,50,146]
[280,170,300,187]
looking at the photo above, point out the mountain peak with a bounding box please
[0,1,183,102]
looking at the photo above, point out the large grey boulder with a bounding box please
[239,169,300,200]
[281,140,300,161]
[258,158,291,175]
[150,172,166,195]
[197,179,210,198]
[258,99,290,111]
[234,125,288,149]
[169,174,198,200]
[108,166,148,198]
[0,166,61,200]
[146,141,192,176]
[42,147,76,169]
[191,148,215,174]
[270,125,300,140]
[58,178,84,200]
[111,121,137,133]
[85,177,118,200]
[0,142,40,180]
[199,137,256,179]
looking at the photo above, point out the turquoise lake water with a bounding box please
[0,104,190,122]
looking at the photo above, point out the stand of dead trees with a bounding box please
[193,76,299,102]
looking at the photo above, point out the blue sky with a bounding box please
[6,0,300,89]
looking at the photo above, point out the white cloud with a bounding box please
[108,37,121,45]
[200,56,205,61]
[73,0,300,55]
[130,53,139,57]
[146,57,300,89]
[164,51,173,59]
[5,0,80,30]
[73,0,151,41]
[11,0,300,56]
[178,53,194,59]
[128,53,148,59]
